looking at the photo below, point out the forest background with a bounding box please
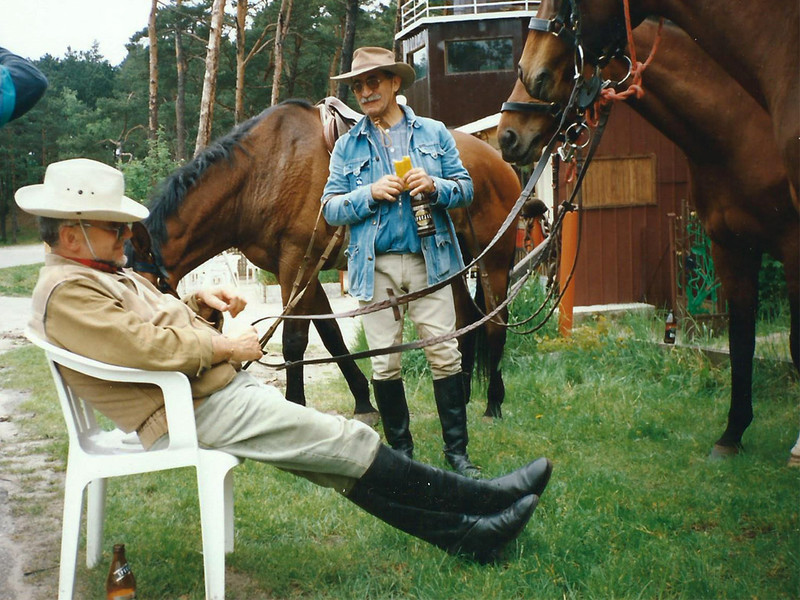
[0,0,396,241]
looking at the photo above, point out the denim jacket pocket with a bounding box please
[343,156,369,179]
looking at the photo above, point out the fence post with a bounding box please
[558,210,578,336]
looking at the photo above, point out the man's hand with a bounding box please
[370,174,405,202]
[195,287,247,318]
[212,326,263,363]
[403,167,436,197]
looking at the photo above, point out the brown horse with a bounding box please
[129,99,521,420]
[517,0,799,207]
[500,20,800,460]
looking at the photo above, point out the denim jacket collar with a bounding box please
[352,103,420,139]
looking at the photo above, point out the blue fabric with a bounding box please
[373,116,418,255]
[0,66,16,126]
[322,104,474,301]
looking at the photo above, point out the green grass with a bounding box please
[1,291,798,599]
[0,263,42,296]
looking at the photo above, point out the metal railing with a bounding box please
[399,0,540,32]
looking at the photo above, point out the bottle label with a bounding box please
[108,591,136,599]
[113,564,132,582]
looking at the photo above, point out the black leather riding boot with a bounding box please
[372,379,413,459]
[346,485,539,564]
[355,445,552,515]
[434,373,481,478]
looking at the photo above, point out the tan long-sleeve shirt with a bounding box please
[30,254,239,448]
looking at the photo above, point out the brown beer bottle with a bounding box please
[664,310,677,344]
[106,544,136,599]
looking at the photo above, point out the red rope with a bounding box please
[584,8,664,126]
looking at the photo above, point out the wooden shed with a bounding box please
[396,0,691,308]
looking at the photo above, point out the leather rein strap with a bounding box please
[252,79,611,370]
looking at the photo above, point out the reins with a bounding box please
[250,67,607,370]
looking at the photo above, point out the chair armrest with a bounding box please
[25,327,200,451]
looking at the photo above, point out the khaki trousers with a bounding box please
[361,253,462,381]
[151,371,381,494]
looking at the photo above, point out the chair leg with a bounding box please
[224,469,235,554]
[59,473,87,600]
[197,456,237,600]
[86,478,107,568]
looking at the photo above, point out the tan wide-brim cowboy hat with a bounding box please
[331,47,416,90]
[15,158,149,222]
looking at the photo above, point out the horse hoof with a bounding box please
[709,443,741,460]
[788,452,800,468]
[353,410,380,428]
[483,405,502,419]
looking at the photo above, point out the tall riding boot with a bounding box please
[434,373,481,478]
[354,444,552,515]
[347,485,539,564]
[372,379,413,459]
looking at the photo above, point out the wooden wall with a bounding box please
[566,102,690,307]
[398,15,692,308]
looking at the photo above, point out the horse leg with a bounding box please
[451,280,477,404]
[782,238,799,465]
[480,264,511,419]
[482,314,508,419]
[309,289,378,424]
[710,245,761,458]
[282,317,310,406]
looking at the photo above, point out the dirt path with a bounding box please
[0,334,62,600]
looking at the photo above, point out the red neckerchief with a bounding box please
[65,256,122,274]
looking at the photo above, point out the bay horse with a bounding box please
[517,0,799,208]
[499,20,800,461]
[129,99,521,421]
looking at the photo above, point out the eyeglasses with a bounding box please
[68,221,132,241]
[351,75,384,94]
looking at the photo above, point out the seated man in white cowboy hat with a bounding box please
[322,47,480,477]
[17,157,552,566]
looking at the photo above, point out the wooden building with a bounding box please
[396,0,691,308]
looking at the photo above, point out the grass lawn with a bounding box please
[1,300,798,599]
[0,263,42,296]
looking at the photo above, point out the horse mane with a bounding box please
[145,99,316,246]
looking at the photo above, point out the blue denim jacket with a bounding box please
[322,105,474,301]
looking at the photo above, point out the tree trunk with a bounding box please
[235,0,247,124]
[195,0,226,155]
[270,0,293,106]
[174,0,187,161]
[336,0,358,101]
[148,0,159,139]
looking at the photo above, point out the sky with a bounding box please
[1,0,154,66]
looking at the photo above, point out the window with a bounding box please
[445,38,514,74]
[581,155,657,209]
[409,47,428,80]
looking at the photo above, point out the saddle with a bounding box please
[316,96,363,154]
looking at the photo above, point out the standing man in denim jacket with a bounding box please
[322,47,479,477]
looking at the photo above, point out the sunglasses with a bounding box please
[351,75,384,94]
[69,221,132,241]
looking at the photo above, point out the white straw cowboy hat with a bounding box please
[331,47,416,90]
[15,158,149,222]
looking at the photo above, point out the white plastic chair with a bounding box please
[26,328,241,600]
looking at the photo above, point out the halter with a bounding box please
[527,0,629,69]
[126,230,177,296]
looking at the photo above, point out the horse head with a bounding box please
[519,0,638,104]
[125,221,178,297]
[497,77,562,166]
